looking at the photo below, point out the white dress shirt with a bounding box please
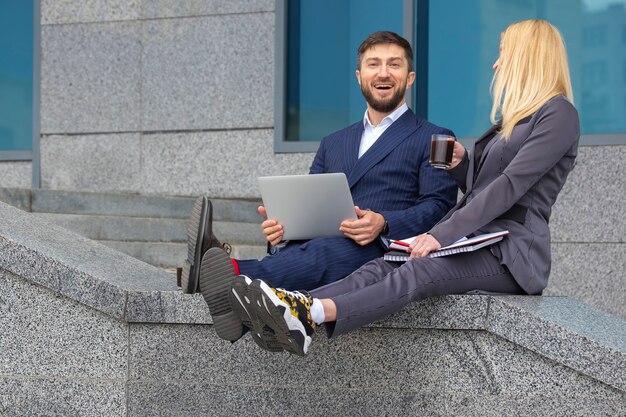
[358,102,409,158]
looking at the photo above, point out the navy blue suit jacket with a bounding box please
[310,108,457,239]
[239,108,457,289]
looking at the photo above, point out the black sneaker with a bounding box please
[229,275,283,352]
[198,247,246,341]
[182,196,231,294]
[249,279,316,356]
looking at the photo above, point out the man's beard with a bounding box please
[360,78,407,113]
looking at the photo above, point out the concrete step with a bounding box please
[100,241,267,268]
[0,188,268,268]
[34,213,267,246]
[30,188,263,222]
[0,187,31,211]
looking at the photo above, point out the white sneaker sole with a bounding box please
[250,280,311,356]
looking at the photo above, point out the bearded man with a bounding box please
[183,31,458,344]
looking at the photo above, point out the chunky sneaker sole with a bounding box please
[182,196,210,294]
[229,276,283,352]
[249,280,312,356]
[198,247,245,341]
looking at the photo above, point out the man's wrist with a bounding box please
[381,218,389,236]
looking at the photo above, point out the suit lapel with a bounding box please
[342,122,363,177]
[347,110,418,188]
[468,124,499,191]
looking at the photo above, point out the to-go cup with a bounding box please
[429,134,456,169]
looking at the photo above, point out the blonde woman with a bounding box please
[221,19,580,356]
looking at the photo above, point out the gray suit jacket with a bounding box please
[429,96,580,294]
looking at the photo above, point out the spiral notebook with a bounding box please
[383,230,509,262]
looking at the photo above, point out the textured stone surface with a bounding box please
[40,134,142,192]
[127,383,444,417]
[0,187,31,211]
[370,294,489,330]
[140,130,311,198]
[0,201,178,318]
[71,214,182,242]
[41,0,141,24]
[487,296,626,391]
[32,188,196,217]
[126,323,625,416]
[128,323,447,392]
[0,162,32,189]
[444,394,626,417]
[0,270,127,379]
[31,188,264,221]
[35,212,188,241]
[141,0,275,19]
[445,330,622,399]
[41,22,141,133]
[550,145,626,243]
[125,291,210,323]
[99,240,186,268]
[0,378,126,417]
[140,13,274,131]
[548,242,625,319]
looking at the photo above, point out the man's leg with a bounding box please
[181,196,232,294]
[237,236,386,290]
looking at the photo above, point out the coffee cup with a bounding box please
[429,134,456,169]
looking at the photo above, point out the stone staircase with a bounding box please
[0,187,268,268]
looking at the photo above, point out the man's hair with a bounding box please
[357,31,413,70]
[491,20,574,139]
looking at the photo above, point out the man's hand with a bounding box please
[258,206,284,246]
[339,206,385,246]
[408,233,441,259]
[448,141,466,170]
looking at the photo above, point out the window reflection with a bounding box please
[580,1,626,132]
[0,2,33,152]
[428,0,626,137]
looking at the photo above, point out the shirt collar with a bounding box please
[362,102,409,129]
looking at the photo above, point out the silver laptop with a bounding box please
[258,173,357,240]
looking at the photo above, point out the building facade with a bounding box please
[0,1,624,318]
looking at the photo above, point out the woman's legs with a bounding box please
[311,248,524,337]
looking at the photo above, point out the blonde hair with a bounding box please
[490,20,573,139]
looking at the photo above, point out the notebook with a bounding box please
[257,173,357,240]
[383,230,510,262]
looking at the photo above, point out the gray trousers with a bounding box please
[309,248,525,338]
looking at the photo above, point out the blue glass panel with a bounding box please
[428,0,626,137]
[0,2,34,151]
[286,0,403,141]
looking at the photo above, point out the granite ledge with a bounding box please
[486,295,626,392]
[1,200,624,392]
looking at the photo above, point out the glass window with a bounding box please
[0,2,34,152]
[427,0,626,137]
[283,0,404,143]
[583,61,608,88]
[279,0,626,150]
[583,26,606,47]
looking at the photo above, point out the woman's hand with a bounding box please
[448,141,467,170]
[408,234,441,259]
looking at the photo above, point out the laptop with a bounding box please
[257,173,357,240]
